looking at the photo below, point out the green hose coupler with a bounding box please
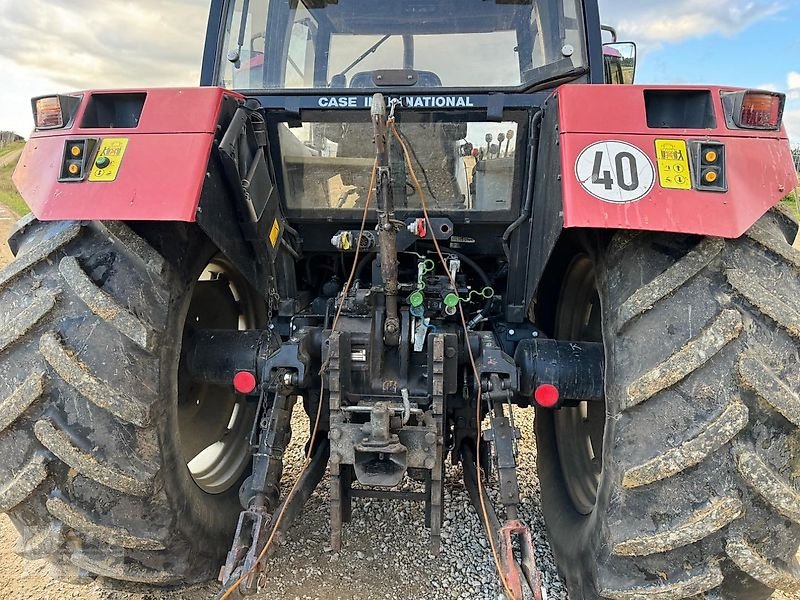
[443,293,460,308]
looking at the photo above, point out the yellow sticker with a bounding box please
[269,219,281,248]
[654,139,692,190]
[88,138,129,182]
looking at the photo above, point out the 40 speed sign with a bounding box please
[575,141,656,203]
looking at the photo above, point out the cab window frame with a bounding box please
[218,0,588,92]
[266,108,531,224]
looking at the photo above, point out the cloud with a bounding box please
[0,0,785,92]
[784,71,800,145]
[785,108,800,146]
[599,0,784,48]
[0,0,207,90]
[788,71,800,100]
[0,0,792,137]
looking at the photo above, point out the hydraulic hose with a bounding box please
[502,110,543,261]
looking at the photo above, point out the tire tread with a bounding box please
[59,256,157,351]
[33,419,152,497]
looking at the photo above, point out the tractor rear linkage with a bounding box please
[192,274,603,598]
[198,95,605,598]
[192,322,603,598]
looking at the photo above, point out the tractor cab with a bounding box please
[215,0,588,91]
[204,0,591,225]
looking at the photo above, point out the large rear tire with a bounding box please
[536,207,800,599]
[0,219,262,585]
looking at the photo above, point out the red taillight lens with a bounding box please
[722,90,785,131]
[740,92,783,129]
[34,97,64,129]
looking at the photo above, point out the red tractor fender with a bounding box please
[555,84,796,238]
[13,86,282,301]
[14,85,794,240]
[12,87,242,222]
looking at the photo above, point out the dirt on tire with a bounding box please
[0,215,797,599]
[537,207,800,599]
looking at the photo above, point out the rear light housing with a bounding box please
[689,141,727,192]
[57,138,98,182]
[31,94,82,130]
[722,90,785,131]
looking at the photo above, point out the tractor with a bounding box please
[4,0,799,598]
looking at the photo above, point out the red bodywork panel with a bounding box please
[557,84,796,238]
[14,85,796,239]
[13,87,242,222]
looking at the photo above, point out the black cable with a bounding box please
[502,110,543,260]
[354,251,377,283]
[281,238,300,261]
[393,128,442,208]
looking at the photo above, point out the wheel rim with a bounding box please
[553,255,605,515]
[179,256,262,494]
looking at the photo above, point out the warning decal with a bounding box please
[88,138,129,182]
[575,141,655,204]
[655,139,692,190]
[269,219,281,248]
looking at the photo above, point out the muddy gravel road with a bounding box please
[0,212,796,600]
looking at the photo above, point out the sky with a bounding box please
[0,0,797,145]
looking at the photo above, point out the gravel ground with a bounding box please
[0,400,796,600]
[0,218,795,600]
[0,404,567,600]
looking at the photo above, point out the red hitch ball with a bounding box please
[233,371,257,395]
[534,384,560,408]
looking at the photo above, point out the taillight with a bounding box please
[57,139,98,182]
[722,90,785,131]
[689,141,727,192]
[740,92,784,128]
[31,94,82,130]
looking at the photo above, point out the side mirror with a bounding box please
[603,42,637,85]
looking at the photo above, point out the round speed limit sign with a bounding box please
[575,141,655,203]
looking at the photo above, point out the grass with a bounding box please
[0,142,29,217]
[783,173,800,223]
